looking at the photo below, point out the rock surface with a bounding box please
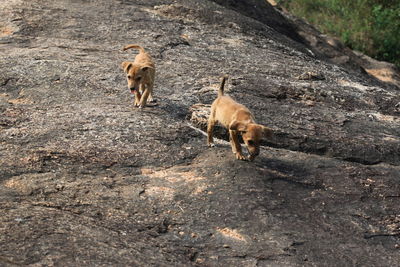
[1,0,399,266]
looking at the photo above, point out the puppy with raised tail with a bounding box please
[207,76,273,161]
[121,44,155,108]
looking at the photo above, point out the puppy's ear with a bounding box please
[262,126,273,139]
[229,121,247,132]
[122,62,132,73]
[141,66,153,72]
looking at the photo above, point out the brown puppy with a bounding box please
[121,44,155,108]
[207,76,273,161]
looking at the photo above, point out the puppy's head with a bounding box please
[121,61,151,92]
[230,121,273,161]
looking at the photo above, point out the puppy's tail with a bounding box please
[122,44,145,53]
[218,75,228,97]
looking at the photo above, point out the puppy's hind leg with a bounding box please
[207,104,217,147]
[207,119,216,147]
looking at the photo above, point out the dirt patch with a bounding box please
[216,227,249,242]
[0,26,14,37]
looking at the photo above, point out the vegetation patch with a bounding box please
[277,0,400,67]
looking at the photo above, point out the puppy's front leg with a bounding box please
[229,134,236,154]
[148,92,154,103]
[133,90,141,107]
[138,84,152,108]
[229,130,245,160]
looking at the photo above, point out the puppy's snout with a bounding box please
[247,145,259,155]
[252,150,260,157]
[248,149,259,162]
[129,84,137,91]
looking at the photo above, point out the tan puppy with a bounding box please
[207,76,273,161]
[121,44,155,108]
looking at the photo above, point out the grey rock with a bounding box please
[1,0,399,266]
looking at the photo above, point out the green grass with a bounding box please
[277,0,400,67]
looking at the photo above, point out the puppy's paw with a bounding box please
[235,153,246,160]
[208,143,215,147]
